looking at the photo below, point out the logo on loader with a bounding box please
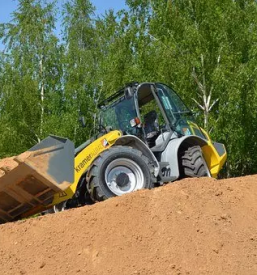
[162,167,171,177]
[59,191,67,197]
[101,139,109,147]
[75,154,92,173]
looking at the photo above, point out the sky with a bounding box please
[0,0,127,50]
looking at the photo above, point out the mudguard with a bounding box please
[161,134,227,181]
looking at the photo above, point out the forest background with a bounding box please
[0,0,257,178]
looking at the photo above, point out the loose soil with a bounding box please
[0,157,17,170]
[0,152,33,171]
[0,175,257,275]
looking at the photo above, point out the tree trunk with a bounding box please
[39,55,44,138]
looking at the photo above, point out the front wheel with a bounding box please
[86,146,154,201]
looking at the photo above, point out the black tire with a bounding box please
[42,201,67,215]
[179,145,210,178]
[86,146,155,201]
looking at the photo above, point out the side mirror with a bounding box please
[124,87,134,99]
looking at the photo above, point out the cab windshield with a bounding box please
[100,97,138,135]
[156,83,204,137]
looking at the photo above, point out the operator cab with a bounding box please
[99,82,207,149]
[136,83,162,147]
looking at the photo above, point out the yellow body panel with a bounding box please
[200,129,227,178]
[51,130,122,205]
[184,122,227,178]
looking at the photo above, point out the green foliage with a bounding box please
[0,0,257,177]
[0,0,62,156]
[61,0,96,145]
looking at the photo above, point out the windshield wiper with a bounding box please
[172,110,193,115]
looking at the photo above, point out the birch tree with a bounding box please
[0,0,61,152]
[192,55,219,131]
[62,0,96,145]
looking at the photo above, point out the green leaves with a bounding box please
[0,0,257,176]
[0,0,61,155]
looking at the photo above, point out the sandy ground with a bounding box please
[0,175,257,275]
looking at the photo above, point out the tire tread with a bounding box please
[180,145,209,178]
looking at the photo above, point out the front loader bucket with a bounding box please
[0,135,74,224]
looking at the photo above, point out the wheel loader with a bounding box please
[0,82,227,223]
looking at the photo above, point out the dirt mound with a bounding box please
[0,176,257,275]
[0,156,17,175]
[0,152,33,171]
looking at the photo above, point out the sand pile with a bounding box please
[0,157,18,175]
[0,176,257,275]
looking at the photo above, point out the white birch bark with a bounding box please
[192,54,219,130]
[39,54,44,140]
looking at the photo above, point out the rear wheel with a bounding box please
[86,146,154,201]
[180,145,210,177]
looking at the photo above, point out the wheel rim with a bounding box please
[104,158,145,196]
[53,201,66,213]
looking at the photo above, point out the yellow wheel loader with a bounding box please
[0,82,227,223]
